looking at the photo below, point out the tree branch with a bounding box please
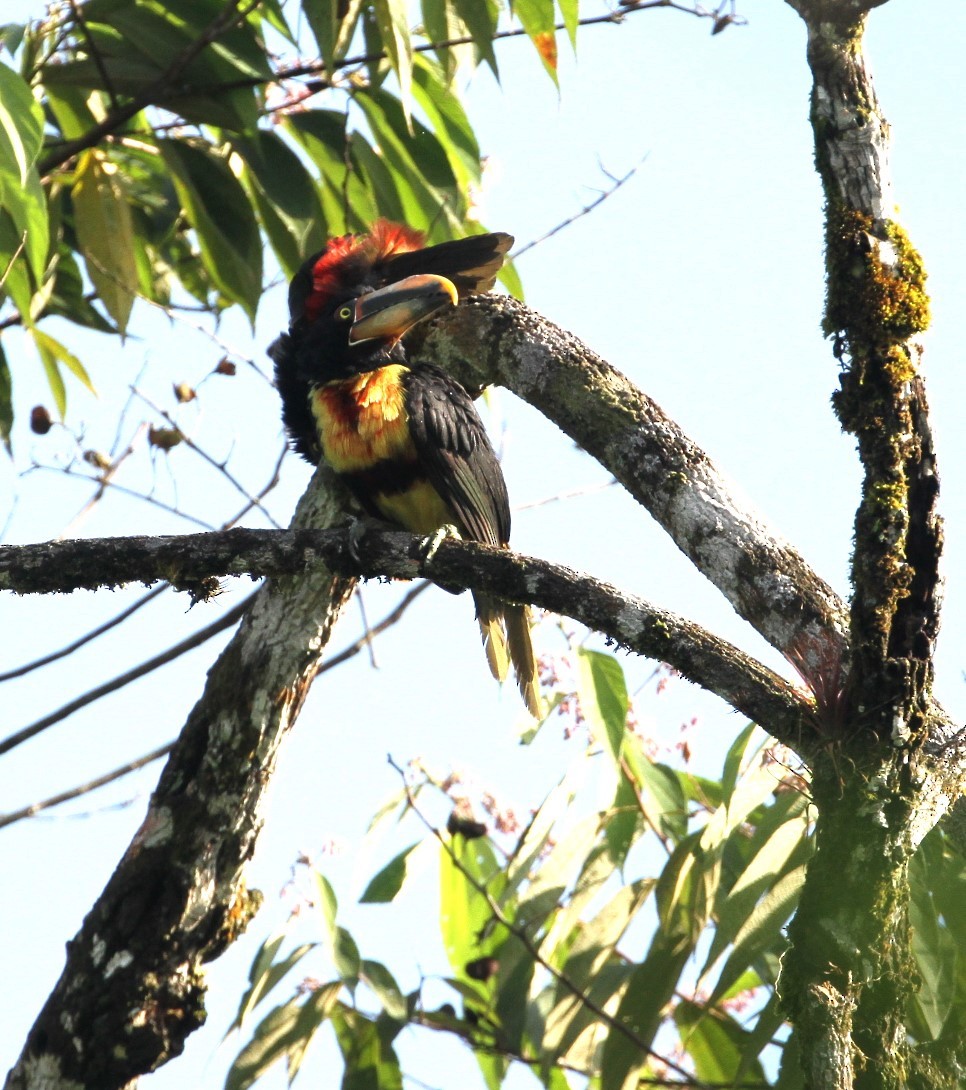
[0,522,816,748]
[3,475,354,1090]
[413,296,850,677]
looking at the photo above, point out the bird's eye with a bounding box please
[337,304,353,321]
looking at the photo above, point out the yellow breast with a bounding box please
[311,366,416,472]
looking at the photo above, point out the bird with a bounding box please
[270,219,540,717]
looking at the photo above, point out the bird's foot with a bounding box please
[421,523,462,563]
[347,516,371,564]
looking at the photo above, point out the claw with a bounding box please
[422,523,461,563]
[347,516,369,564]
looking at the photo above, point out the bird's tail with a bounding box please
[474,592,541,718]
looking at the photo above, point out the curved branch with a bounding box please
[0,523,816,747]
[413,297,849,674]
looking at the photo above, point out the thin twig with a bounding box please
[512,157,648,261]
[26,463,218,533]
[67,0,120,111]
[515,478,617,512]
[0,585,166,683]
[0,583,430,829]
[0,594,253,757]
[131,386,283,529]
[57,423,149,540]
[220,442,289,528]
[0,743,173,830]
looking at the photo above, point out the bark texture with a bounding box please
[414,296,850,677]
[777,4,963,1088]
[0,524,816,745]
[4,473,354,1090]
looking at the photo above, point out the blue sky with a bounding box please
[1,1,964,1087]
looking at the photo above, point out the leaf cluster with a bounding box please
[0,0,566,447]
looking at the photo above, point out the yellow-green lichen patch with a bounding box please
[823,210,930,350]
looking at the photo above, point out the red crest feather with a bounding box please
[305,220,425,321]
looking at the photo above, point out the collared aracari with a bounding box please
[270,220,539,716]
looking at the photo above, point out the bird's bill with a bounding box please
[349,274,459,345]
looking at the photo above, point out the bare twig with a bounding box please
[512,157,648,261]
[0,742,173,831]
[0,593,253,757]
[0,582,430,829]
[0,585,166,683]
[67,0,120,110]
[132,386,284,529]
[26,462,218,532]
[515,478,617,512]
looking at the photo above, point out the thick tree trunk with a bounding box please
[778,3,959,1087]
[4,475,354,1090]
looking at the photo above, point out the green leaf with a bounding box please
[498,255,524,301]
[159,139,262,323]
[452,0,499,75]
[600,932,690,1090]
[286,111,377,231]
[702,793,809,980]
[515,811,603,933]
[44,248,117,334]
[226,983,342,1090]
[73,150,139,335]
[0,208,33,318]
[621,740,688,845]
[909,846,958,1039]
[504,770,579,898]
[440,837,504,973]
[655,829,715,940]
[494,937,534,1053]
[303,0,339,79]
[706,864,807,1008]
[229,934,315,1034]
[373,0,413,121]
[332,1006,404,1090]
[235,131,326,277]
[411,58,482,191]
[542,960,634,1068]
[360,843,419,904]
[31,327,96,417]
[226,995,304,1090]
[604,771,642,868]
[512,0,558,82]
[557,0,579,48]
[354,88,461,225]
[0,62,47,281]
[538,840,629,965]
[361,960,408,1020]
[304,0,364,79]
[0,339,11,455]
[332,926,362,987]
[0,61,42,176]
[674,999,766,1085]
[576,648,628,764]
[0,24,27,54]
[721,722,759,798]
[314,870,339,935]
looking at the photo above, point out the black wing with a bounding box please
[270,331,322,463]
[379,233,514,295]
[403,364,510,547]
